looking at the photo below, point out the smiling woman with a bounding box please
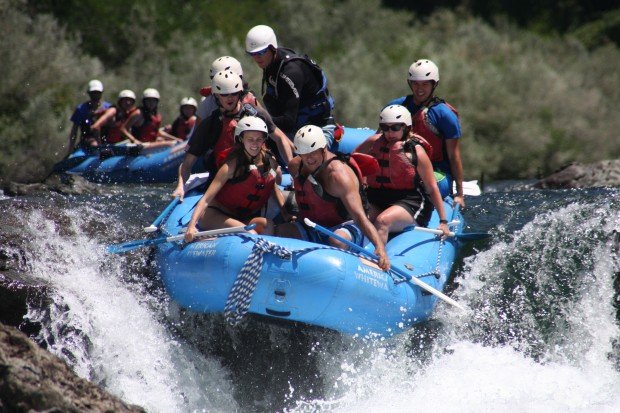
[183,116,290,242]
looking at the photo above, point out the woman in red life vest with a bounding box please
[354,105,450,244]
[173,71,293,201]
[184,116,290,242]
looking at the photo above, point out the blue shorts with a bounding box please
[294,220,366,247]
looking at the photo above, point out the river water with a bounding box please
[1,182,619,412]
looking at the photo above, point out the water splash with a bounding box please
[286,196,620,412]
[21,207,238,412]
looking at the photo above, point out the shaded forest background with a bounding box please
[1,0,619,183]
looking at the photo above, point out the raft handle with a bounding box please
[266,309,291,317]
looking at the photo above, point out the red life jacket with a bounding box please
[213,116,237,155]
[135,111,162,142]
[293,155,365,228]
[410,97,459,163]
[170,116,196,141]
[106,107,138,144]
[215,158,277,219]
[366,135,432,190]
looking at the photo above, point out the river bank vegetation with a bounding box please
[1,0,619,183]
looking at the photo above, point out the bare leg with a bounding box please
[373,205,414,244]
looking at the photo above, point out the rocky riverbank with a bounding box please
[1,174,102,197]
[0,273,145,412]
[0,322,145,413]
[535,159,620,189]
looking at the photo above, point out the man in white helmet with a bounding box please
[173,70,294,200]
[387,59,465,208]
[275,125,390,271]
[66,79,112,154]
[193,56,260,129]
[245,25,336,144]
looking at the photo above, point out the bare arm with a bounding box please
[270,166,294,221]
[91,107,116,130]
[446,138,464,208]
[416,146,450,236]
[158,127,183,142]
[185,161,234,242]
[269,127,295,164]
[328,164,390,270]
[172,153,198,200]
[121,111,143,144]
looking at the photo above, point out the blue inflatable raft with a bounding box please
[152,182,465,336]
[54,142,188,183]
[54,127,374,184]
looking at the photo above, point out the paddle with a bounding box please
[456,180,482,196]
[303,218,466,312]
[410,225,490,241]
[143,197,180,233]
[107,224,256,254]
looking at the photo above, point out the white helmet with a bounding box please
[245,25,278,53]
[118,89,136,100]
[143,88,160,100]
[294,125,327,155]
[379,105,412,126]
[212,70,243,94]
[209,56,243,79]
[408,59,439,83]
[180,97,198,108]
[87,79,104,92]
[234,116,268,142]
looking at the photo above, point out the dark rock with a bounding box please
[0,323,146,413]
[1,175,101,197]
[535,160,620,189]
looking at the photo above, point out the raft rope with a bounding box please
[223,237,292,325]
[205,232,445,325]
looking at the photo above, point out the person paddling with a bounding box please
[121,88,179,149]
[184,116,290,242]
[91,89,138,145]
[275,125,390,270]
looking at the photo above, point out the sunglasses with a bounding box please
[247,48,269,57]
[379,124,405,132]
[218,92,242,97]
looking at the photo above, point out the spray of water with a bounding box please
[285,200,620,412]
[21,207,238,412]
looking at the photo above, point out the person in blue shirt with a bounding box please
[387,59,465,207]
[66,79,112,154]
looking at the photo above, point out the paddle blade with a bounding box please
[456,232,491,241]
[107,236,166,254]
